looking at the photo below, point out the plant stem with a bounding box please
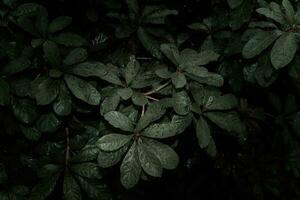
[143,80,171,96]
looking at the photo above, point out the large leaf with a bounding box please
[242,30,280,59]
[97,145,128,168]
[142,122,176,139]
[97,134,132,151]
[69,62,107,79]
[64,75,101,105]
[2,57,31,75]
[104,111,135,132]
[12,99,38,124]
[143,138,179,170]
[205,94,238,111]
[36,113,61,132]
[124,56,140,85]
[35,78,60,105]
[196,116,211,148]
[71,163,102,179]
[63,172,81,200]
[43,40,61,67]
[271,33,297,69]
[137,141,163,177]
[137,27,161,59]
[120,142,141,189]
[205,112,244,134]
[136,102,166,131]
[160,43,180,65]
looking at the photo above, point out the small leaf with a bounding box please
[20,126,41,141]
[271,33,297,69]
[132,92,148,106]
[35,78,60,105]
[171,72,187,88]
[117,88,133,100]
[124,56,140,85]
[136,102,166,131]
[12,99,38,124]
[63,48,88,66]
[120,142,141,189]
[205,94,238,110]
[48,16,72,33]
[2,57,31,75]
[196,117,211,148]
[71,163,102,179]
[104,111,135,132]
[43,41,61,67]
[64,75,101,105]
[97,134,132,151]
[36,113,61,133]
[160,43,180,66]
[69,62,107,79]
[173,91,191,115]
[52,33,87,47]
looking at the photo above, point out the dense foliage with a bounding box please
[1,0,300,199]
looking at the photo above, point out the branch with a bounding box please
[143,80,171,96]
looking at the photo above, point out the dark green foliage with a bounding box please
[0,0,300,199]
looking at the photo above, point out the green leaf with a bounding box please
[64,75,101,105]
[35,78,60,105]
[196,117,211,148]
[180,50,219,67]
[138,140,163,177]
[63,172,81,200]
[100,91,120,115]
[205,112,244,134]
[271,33,297,69]
[97,134,132,151]
[242,30,280,59]
[48,16,72,33]
[227,0,243,9]
[205,94,238,110]
[43,40,61,67]
[142,7,178,24]
[124,56,140,85]
[97,145,128,168]
[171,114,192,134]
[282,0,295,20]
[173,91,191,115]
[63,48,88,66]
[20,126,41,141]
[160,43,181,66]
[0,164,8,184]
[77,176,111,200]
[171,72,187,88]
[120,142,141,189]
[137,27,162,59]
[104,111,135,132]
[229,0,254,30]
[142,122,175,139]
[29,171,61,200]
[132,92,148,106]
[136,102,166,131]
[185,66,224,87]
[2,57,31,75]
[71,163,102,179]
[53,84,72,116]
[52,33,87,47]
[0,78,10,106]
[117,88,133,100]
[36,113,61,133]
[143,138,179,170]
[11,3,40,17]
[69,62,107,79]
[12,99,38,124]
[256,6,285,24]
